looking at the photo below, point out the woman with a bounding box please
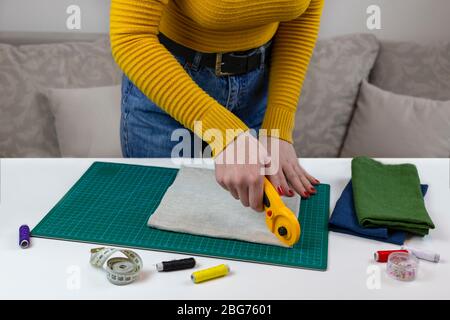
[110,0,323,212]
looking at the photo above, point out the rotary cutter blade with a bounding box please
[263,178,301,246]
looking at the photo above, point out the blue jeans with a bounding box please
[120,43,270,158]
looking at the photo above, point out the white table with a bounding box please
[0,158,449,299]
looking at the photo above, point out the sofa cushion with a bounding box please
[0,37,122,157]
[341,81,450,158]
[370,40,450,101]
[16,37,122,89]
[0,44,59,157]
[43,86,122,157]
[293,34,380,158]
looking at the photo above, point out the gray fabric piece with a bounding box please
[148,166,301,247]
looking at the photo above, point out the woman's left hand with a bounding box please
[261,136,320,198]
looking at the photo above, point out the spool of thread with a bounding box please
[374,249,408,262]
[156,258,196,272]
[402,246,440,263]
[191,264,230,284]
[387,252,419,281]
[19,225,30,249]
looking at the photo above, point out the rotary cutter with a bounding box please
[263,178,301,246]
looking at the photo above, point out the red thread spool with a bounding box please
[374,250,408,262]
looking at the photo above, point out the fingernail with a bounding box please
[288,190,294,196]
[303,191,310,198]
[314,179,320,185]
[277,186,284,195]
[310,187,316,193]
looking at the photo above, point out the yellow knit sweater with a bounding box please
[110,0,323,155]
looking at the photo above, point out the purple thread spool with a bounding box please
[19,225,30,249]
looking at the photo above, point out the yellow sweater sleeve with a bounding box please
[110,0,249,156]
[261,0,324,143]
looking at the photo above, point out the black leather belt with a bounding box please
[158,33,272,77]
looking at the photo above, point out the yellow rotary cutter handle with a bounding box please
[263,178,301,246]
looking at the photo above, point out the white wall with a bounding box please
[320,0,450,42]
[1,0,450,43]
[0,0,110,33]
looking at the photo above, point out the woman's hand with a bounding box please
[261,136,319,198]
[214,131,270,212]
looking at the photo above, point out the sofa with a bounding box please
[1,33,449,158]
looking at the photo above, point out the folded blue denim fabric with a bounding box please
[329,181,428,244]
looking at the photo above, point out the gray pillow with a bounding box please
[43,86,122,158]
[341,81,450,158]
[293,34,380,158]
[0,44,59,157]
[370,40,450,101]
[16,37,122,89]
[0,37,122,157]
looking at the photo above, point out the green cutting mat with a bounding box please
[32,162,330,270]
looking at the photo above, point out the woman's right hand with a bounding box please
[214,131,271,212]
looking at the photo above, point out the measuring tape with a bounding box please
[90,247,143,286]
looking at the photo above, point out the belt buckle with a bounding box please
[215,53,234,77]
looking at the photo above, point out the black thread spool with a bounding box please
[156,258,196,272]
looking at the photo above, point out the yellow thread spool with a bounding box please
[191,264,230,284]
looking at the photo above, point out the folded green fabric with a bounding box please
[352,157,434,236]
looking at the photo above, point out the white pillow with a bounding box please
[341,81,450,158]
[45,85,122,157]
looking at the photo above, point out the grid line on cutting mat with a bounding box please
[32,162,330,270]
